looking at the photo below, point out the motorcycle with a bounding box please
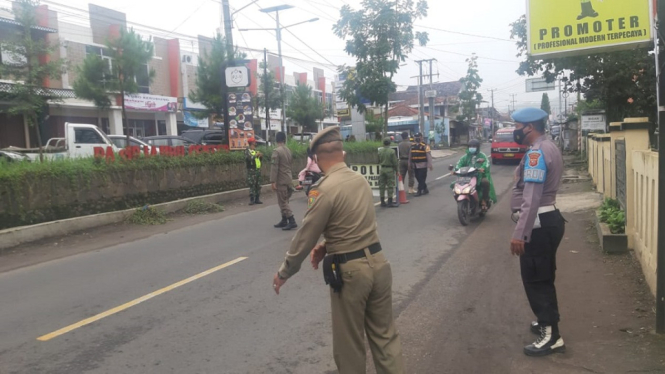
[301,171,321,197]
[449,164,491,226]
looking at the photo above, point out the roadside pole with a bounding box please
[656,0,665,334]
[221,0,234,149]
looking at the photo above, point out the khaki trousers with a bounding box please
[331,250,404,374]
[276,185,293,217]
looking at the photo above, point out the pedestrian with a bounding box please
[272,126,404,373]
[379,137,399,208]
[509,107,566,357]
[407,136,416,193]
[270,132,297,230]
[397,132,412,194]
[409,133,433,196]
[245,137,263,205]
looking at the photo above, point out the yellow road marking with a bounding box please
[37,257,248,342]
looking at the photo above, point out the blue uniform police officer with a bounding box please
[510,108,566,357]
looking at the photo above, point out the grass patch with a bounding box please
[127,205,167,225]
[183,200,224,215]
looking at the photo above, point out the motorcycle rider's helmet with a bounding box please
[468,139,480,154]
[383,137,392,146]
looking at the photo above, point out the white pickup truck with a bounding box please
[3,123,119,161]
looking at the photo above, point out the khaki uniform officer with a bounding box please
[271,132,297,231]
[397,132,414,194]
[272,126,404,374]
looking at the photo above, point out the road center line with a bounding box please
[436,173,452,181]
[37,256,248,342]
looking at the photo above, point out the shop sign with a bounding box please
[93,144,228,162]
[228,92,255,150]
[225,66,250,88]
[527,0,652,57]
[581,114,606,131]
[184,111,209,128]
[125,94,178,112]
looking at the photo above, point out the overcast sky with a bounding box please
[2,0,569,115]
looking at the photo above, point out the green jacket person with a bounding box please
[454,139,497,207]
[378,137,399,207]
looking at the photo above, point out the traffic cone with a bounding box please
[398,174,409,204]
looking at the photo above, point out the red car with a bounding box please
[491,128,527,164]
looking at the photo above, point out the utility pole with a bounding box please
[429,59,436,143]
[657,0,665,334]
[221,0,235,61]
[415,59,436,135]
[264,48,270,142]
[489,88,496,138]
[510,94,517,115]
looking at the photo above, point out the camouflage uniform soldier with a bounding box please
[245,137,263,205]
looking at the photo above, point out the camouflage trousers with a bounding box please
[247,169,262,197]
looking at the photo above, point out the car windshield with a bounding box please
[494,133,515,143]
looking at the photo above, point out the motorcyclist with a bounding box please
[296,147,322,191]
[454,139,496,210]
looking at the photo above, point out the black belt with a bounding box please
[400,158,409,160]
[335,243,382,263]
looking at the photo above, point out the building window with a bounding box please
[136,64,150,94]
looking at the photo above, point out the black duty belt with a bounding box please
[335,243,382,263]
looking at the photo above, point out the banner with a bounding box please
[184,111,209,128]
[350,164,381,189]
[125,94,177,112]
[527,0,652,57]
[228,92,254,150]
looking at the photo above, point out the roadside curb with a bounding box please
[0,184,276,252]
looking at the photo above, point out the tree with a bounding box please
[285,83,322,133]
[457,54,483,126]
[334,0,429,135]
[256,60,283,137]
[510,15,656,123]
[189,34,245,125]
[540,93,551,115]
[365,111,384,140]
[74,28,155,144]
[0,0,64,160]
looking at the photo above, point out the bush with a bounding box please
[127,205,167,225]
[599,198,625,234]
[183,200,224,214]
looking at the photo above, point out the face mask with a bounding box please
[468,147,477,154]
[513,126,531,145]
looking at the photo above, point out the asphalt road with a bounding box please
[0,147,519,374]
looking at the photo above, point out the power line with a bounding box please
[415,24,514,42]
[170,0,208,34]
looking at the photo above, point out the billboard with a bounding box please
[527,0,653,58]
[525,77,556,92]
[581,113,607,132]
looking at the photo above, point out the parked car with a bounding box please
[253,135,267,146]
[180,129,226,145]
[143,135,197,147]
[4,123,118,161]
[0,150,31,163]
[108,135,158,154]
[291,132,316,143]
[491,127,527,164]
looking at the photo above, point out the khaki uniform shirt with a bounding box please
[270,145,293,186]
[511,135,563,242]
[278,162,380,279]
[397,140,411,161]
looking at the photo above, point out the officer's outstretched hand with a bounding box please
[310,243,327,270]
[273,273,287,295]
[510,239,525,256]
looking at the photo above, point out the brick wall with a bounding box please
[65,41,87,87]
[148,37,171,96]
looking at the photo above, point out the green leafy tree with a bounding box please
[258,61,283,116]
[540,93,551,115]
[334,0,429,135]
[286,83,322,133]
[74,28,155,144]
[510,15,656,123]
[457,54,483,126]
[0,0,64,160]
[189,34,245,124]
[365,111,384,140]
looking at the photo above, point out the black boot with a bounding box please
[422,188,429,195]
[249,195,255,206]
[274,216,287,228]
[388,197,398,208]
[415,189,422,197]
[524,325,566,357]
[254,195,263,204]
[282,216,298,231]
[380,197,387,207]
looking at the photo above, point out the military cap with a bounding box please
[383,137,392,143]
[310,126,342,153]
[511,107,548,124]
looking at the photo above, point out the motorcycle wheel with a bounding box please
[457,200,470,226]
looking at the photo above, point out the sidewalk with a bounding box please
[394,164,665,373]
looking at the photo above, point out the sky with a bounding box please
[2,0,570,116]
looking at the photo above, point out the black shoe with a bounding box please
[415,191,422,197]
[422,189,429,195]
[524,326,566,357]
[282,216,298,231]
[380,198,387,207]
[274,216,287,228]
[530,321,541,335]
[254,196,263,204]
[388,198,398,208]
[249,196,255,206]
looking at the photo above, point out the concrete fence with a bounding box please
[587,118,657,295]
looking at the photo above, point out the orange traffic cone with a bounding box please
[398,174,409,204]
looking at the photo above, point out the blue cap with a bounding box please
[511,107,548,124]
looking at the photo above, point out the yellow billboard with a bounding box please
[527,0,653,57]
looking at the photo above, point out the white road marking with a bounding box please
[436,173,452,181]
